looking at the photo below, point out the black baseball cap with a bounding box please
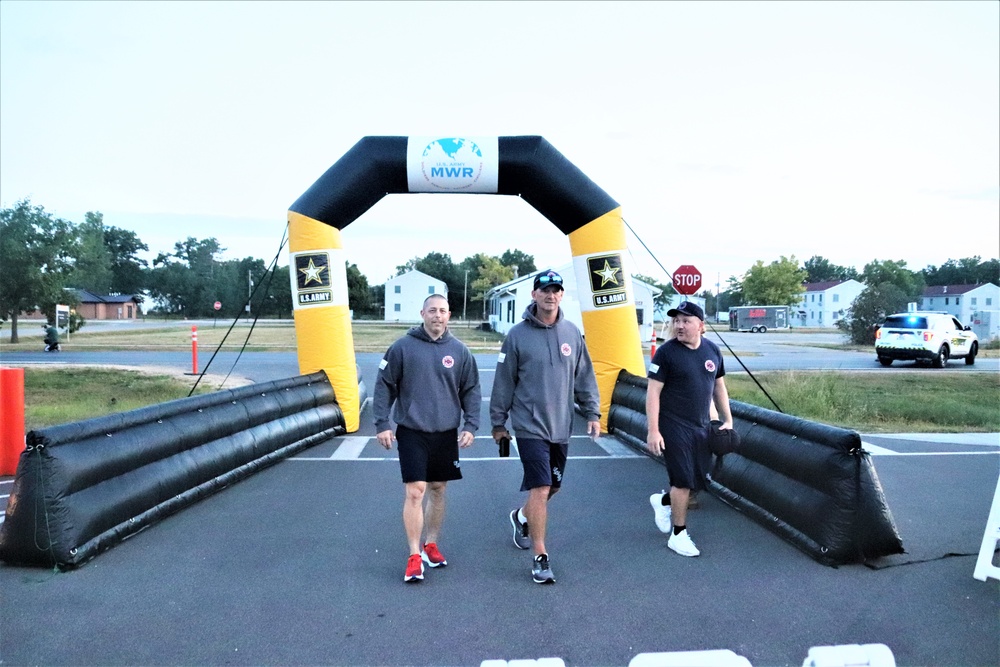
[533,270,564,291]
[667,301,705,320]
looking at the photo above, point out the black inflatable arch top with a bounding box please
[290,136,619,234]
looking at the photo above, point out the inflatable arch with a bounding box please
[288,136,646,432]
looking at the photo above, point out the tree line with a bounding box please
[0,200,539,342]
[2,199,997,346]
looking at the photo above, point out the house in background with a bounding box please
[484,265,662,343]
[71,289,141,320]
[918,283,1000,341]
[793,279,865,328]
[383,270,448,322]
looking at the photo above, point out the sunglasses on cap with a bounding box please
[537,274,563,286]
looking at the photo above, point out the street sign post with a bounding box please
[213,301,221,328]
[672,265,702,296]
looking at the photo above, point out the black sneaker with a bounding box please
[509,508,530,550]
[532,554,555,584]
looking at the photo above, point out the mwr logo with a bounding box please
[588,253,628,308]
[419,138,485,191]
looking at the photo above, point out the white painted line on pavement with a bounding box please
[594,438,643,457]
[866,450,999,457]
[862,443,899,455]
[864,433,1000,446]
[330,436,370,460]
[290,455,630,461]
[862,440,1000,456]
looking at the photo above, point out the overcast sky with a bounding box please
[2,1,997,289]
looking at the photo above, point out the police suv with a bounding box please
[875,312,979,367]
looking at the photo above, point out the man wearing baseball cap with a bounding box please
[490,269,601,583]
[645,300,733,557]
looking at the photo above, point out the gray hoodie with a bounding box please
[373,326,481,434]
[489,303,600,444]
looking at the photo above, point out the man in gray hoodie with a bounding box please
[490,269,601,584]
[374,294,482,583]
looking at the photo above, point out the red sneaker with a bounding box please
[421,542,448,568]
[404,554,424,582]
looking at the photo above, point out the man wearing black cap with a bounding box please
[490,269,601,583]
[645,300,733,557]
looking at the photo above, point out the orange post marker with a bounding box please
[0,367,26,475]
[191,326,199,375]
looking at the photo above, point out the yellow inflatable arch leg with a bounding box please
[568,207,647,433]
[287,212,361,432]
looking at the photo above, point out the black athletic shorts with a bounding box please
[396,424,462,484]
[516,437,568,492]
[659,420,711,492]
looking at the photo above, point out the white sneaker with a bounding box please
[649,491,672,533]
[668,529,700,557]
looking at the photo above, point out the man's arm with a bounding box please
[573,340,602,427]
[713,377,733,429]
[373,345,400,447]
[458,349,482,434]
[645,378,665,455]
[489,339,517,439]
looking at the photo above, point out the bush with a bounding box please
[843,282,909,345]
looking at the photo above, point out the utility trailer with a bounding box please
[729,306,789,333]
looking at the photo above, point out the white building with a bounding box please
[794,279,865,328]
[484,265,662,342]
[919,283,1000,341]
[383,269,448,322]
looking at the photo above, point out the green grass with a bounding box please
[22,368,214,431]
[726,371,1000,433]
[0,320,507,353]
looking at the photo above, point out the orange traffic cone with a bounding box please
[650,329,657,361]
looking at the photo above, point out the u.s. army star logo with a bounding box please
[293,252,333,307]
[587,253,629,308]
[295,253,331,290]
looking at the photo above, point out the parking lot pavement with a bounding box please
[1,432,997,667]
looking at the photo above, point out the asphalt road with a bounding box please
[1,369,997,666]
[1,324,998,666]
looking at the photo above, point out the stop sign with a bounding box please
[672,265,702,296]
[213,301,222,311]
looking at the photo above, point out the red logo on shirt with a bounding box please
[705,360,716,373]
[442,355,455,368]
[560,343,572,357]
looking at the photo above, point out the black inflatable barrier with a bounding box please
[0,372,345,569]
[608,370,903,566]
